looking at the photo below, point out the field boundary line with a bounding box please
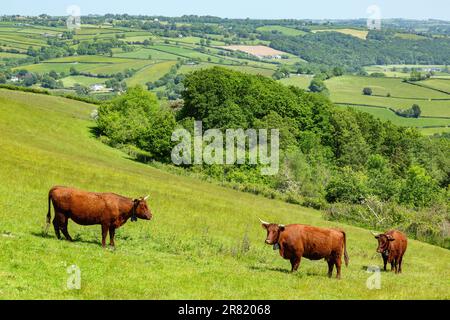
[404,80,450,95]
[334,102,450,121]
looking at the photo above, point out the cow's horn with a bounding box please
[143,195,149,200]
[259,217,270,225]
[371,231,379,237]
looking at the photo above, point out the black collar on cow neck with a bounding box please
[131,200,138,222]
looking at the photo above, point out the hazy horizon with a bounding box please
[2,0,450,21]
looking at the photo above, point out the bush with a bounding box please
[309,78,328,93]
[325,167,369,203]
[96,86,176,161]
[362,87,373,95]
[395,104,421,118]
[399,165,442,207]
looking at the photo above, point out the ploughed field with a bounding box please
[0,89,449,299]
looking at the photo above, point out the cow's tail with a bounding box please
[342,231,349,267]
[45,190,52,234]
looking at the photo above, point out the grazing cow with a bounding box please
[373,230,407,274]
[46,186,153,247]
[260,219,349,279]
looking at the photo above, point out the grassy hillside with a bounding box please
[0,90,449,300]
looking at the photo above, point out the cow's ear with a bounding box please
[278,224,285,231]
[261,223,269,229]
[374,235,380,239]
[387,236,395,241]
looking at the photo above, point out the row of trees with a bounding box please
[269,31,450,71]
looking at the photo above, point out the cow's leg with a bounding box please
[52,217,61,239]
[390,260,395,272]
[398,255,403,274]
[327,260,334,278]
[101,224,108,248]
[61,216,73,241]
[335,258,342,279]
[290,256,301,272]
[382,255,388,271]
[394,259,399,274]
[109,226,116,248]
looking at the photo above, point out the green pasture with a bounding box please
[325,76,450,118]
[256,25,307,36]
[417,79,450,93]
[278,75,314,89]
[0,52,28,60]
[114,47,180,60]
[336,105,450,128]
[125,61,177,87]
[15,56,153,76]
[60,76,110,88]
[178,63,275,77]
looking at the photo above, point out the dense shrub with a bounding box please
[96,86,176,160]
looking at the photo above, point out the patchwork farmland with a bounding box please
[1,19,450,136]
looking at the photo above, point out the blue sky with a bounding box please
[3,0,450,20]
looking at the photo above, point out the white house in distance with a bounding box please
[90,84,105,92]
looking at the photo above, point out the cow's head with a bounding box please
[260,218,285,245]
[373,233,394,254]
[132,195,153,221]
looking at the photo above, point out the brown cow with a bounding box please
[260,219,349,279]
[373,230,407,274]
[46,186,153,247]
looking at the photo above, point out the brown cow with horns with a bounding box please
[46,186,153,247]
[260,218,349,279]
[373,230,407,274]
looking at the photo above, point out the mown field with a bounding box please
[312,28,368,40]
[0,88,449,299]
